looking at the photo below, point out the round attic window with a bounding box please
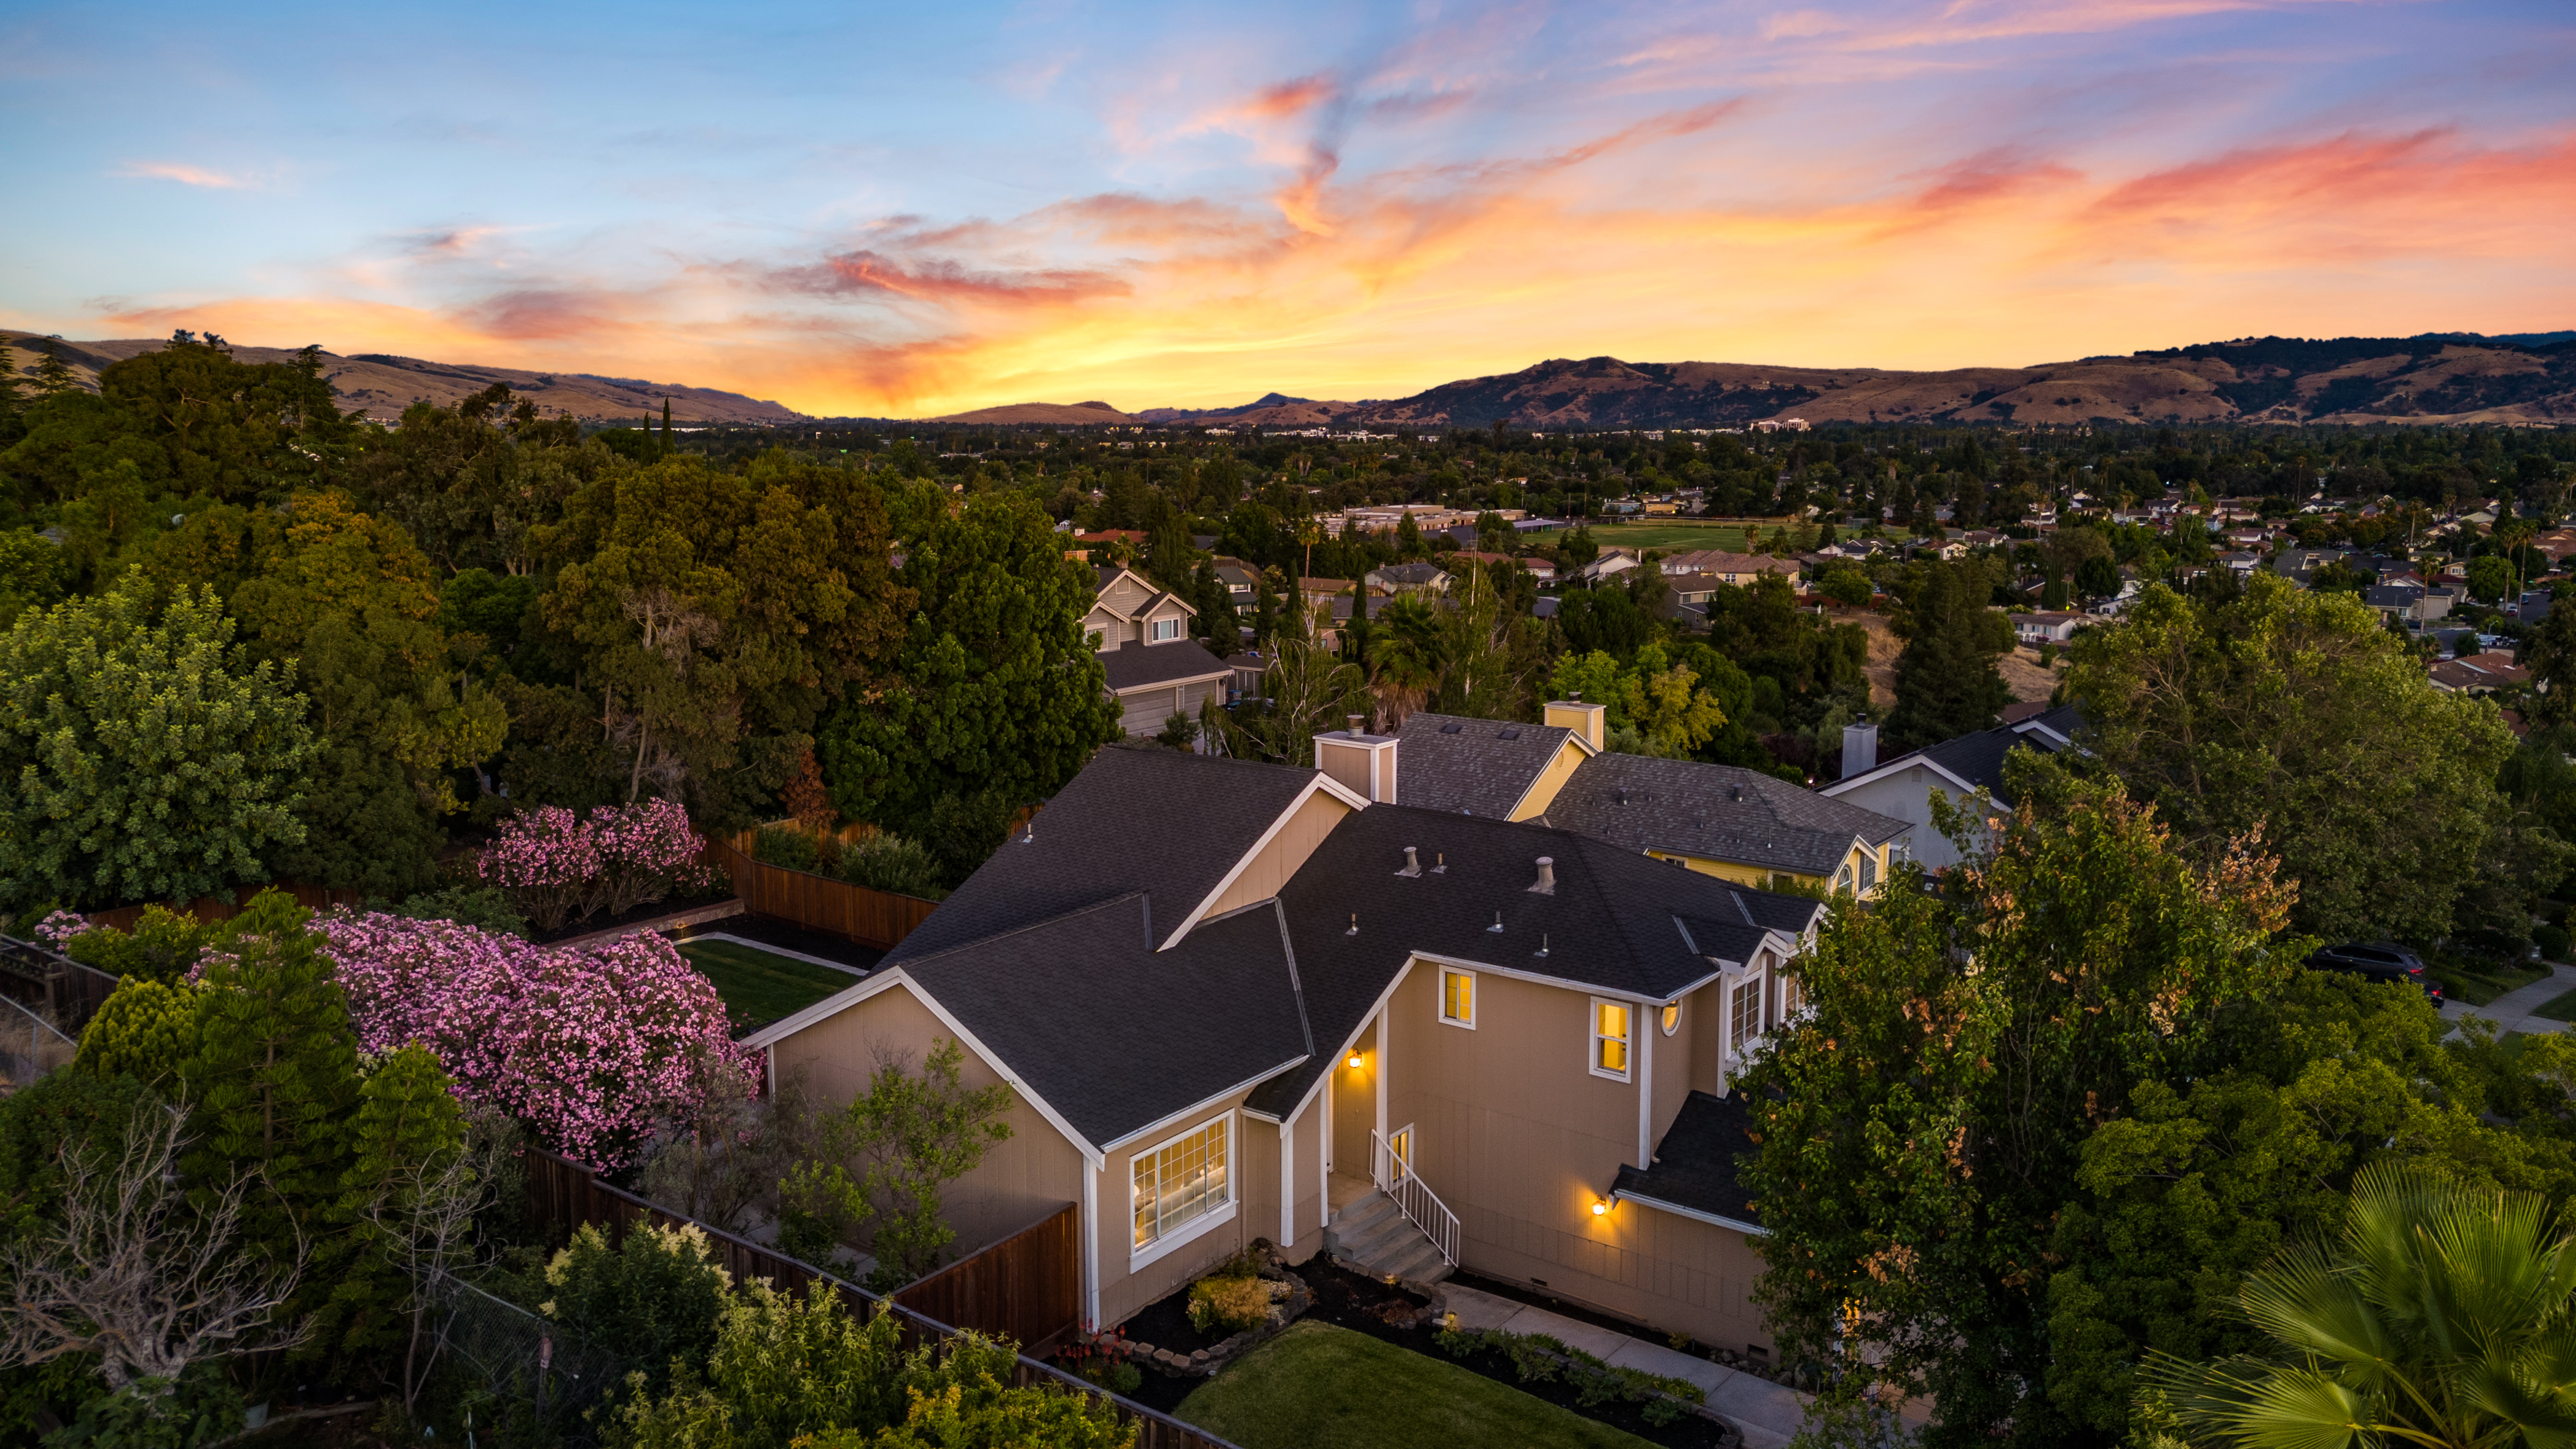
[1660,1001,1681,1036]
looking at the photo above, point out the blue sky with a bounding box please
[3,0,2569,415]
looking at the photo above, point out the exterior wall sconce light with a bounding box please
[1591,1199,1612,1217]
[1347,1051,1365,1069]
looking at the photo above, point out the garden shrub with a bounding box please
[1430,1326,1704,1415]
[75,976,200,1090]
[377,884,529,937]
[325,911,755,1169]
[836,832,947,901]
[1185,1274,1281,1334]
[545,1222,734,1390]
[475,799,716,932]
[2539,923,2571,961]
[54,906,224,983]
[41,1361,243,1449]
[755,825,821,874]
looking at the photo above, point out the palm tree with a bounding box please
[2142,1163,2576,1449]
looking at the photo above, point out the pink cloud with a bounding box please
[114,161,255,190]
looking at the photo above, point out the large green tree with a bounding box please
[0,585,315,910]
[817,495,1116,845]
[1744,760,2305,1449]
[1882,557,2012,751]
[2066,575,2515,942]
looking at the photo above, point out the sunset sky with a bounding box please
[3,0,2569,417]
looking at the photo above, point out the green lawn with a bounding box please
[2533,990,2576,1024]
[677,939,860,1034]
[1582,520,1762,552]
[1175,1321,1657,1449]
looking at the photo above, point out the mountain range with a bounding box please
[0,331,804,425]
[938,333,2576,430]
[11,329,2571,431]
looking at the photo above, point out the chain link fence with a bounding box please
[427,1270,626,1444]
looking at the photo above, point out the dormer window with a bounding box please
[1149,618,1182,642]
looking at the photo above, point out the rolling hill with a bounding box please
[1146,334,2576,430]
[0,331,805,424]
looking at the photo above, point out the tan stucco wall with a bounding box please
[1090,1088,1322,1328]
[1206,789,1354,917]
[1379,956,1774,1350]
[767,979,1087,1259]
[1510,738,1591,820]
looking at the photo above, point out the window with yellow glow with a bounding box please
[1660,1001,1681,1036]
[1440,968,1476,1027]
[1132,1116,1229,1250]
[1592,999,1631,1078]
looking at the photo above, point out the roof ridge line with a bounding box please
[891,890,1149,970]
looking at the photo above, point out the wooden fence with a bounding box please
[705,838,937,951]
[82,882,373,935]
[522,1149,1235,1449]
[894,1202,1084,1356]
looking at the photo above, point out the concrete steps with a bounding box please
[1327,1188,1453,1284]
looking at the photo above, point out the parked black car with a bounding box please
[2306,942,2443,1004]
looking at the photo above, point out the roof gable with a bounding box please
[1395,712,1587,818]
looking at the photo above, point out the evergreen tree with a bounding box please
[29,338,75,397]
[1884,558,2012,751]
[328,1044,465,1361]
[660,397,672,448]
[178,891,365,1354]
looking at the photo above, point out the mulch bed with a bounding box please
[1446,1270,1789,1384]
[527,889,736,945]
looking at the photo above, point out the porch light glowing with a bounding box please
[1591,1199,1612,1217]
[1347,1051,1364,1069]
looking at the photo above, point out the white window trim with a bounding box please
[1439,967,1478,1029]
[1127,1114,1235,1271]
[1589,996,1634,1082]
[1150,617,1183,641]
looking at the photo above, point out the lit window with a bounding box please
[1150,618,1182,641]
[1660,1001,1681,1036]
[1592,999,1632,1079]
[1132,1116,1230,1250]
[1441,969,1477,1028]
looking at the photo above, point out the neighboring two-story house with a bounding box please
[753,732,1825,1356]
[1821,706,2082,869]
[1083,566,1233,736]
[1393,703,1906,897]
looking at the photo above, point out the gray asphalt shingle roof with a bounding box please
[1612,1089,1760,1224]
[1101,638,1231,693]
[1547,754,1906,878]
[1394,711,1583,818]
[1881,703,2084,805]
[1244,805,1817,1119]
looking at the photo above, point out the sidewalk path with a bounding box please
[2442,962,2576,1037]
[1441,1282,1812,1449]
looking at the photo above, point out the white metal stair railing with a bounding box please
[1370,1129,1461,1267]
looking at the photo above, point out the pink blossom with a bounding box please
[33,910,89,947]
[321,911,755,1170]
[473,800,720,931]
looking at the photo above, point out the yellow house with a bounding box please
[1393,703,1905,898]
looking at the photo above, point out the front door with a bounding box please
[1387,1124,1415,1182]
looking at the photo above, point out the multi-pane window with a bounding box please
[1441,969,1476,1027]
[1132,1116,1229,1250]
[1150,618,1182,641]
[1592,999,1632,1078]
[1731,975,1764,1053]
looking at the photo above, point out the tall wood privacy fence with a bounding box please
[704,838,937,951]
[522,1149,1235,1449]
[83,882,372,935]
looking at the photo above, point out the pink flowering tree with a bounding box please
[321,911,755,1170]
[475,800,720,932]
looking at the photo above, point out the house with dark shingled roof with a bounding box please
[1083,565,1232,736]
[750,729,1824,1356]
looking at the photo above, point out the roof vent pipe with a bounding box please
[1398,846,1421,878]
[1530,857,1556,895]
[1346,714,1367,736]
